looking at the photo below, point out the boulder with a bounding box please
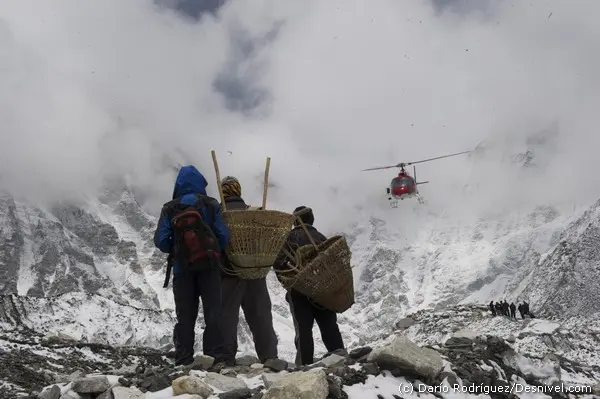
[326,375,346,399]
[38,385,61,399]
[444,337,473,347]
[236,356,260,366]
[367,335,443,381]
[71,376,111,394]
[97,390,114,399]
[111,387,144,399]
[348,347,372,359]
[262,371,286,388]
[263,370,329,399]
[395,317,416,330]
[319,354,346,367]
[204,372,248,391]
[217,388,252,399]
[172,375,213,397]
[192,355,215,371]
[264,358,288,372]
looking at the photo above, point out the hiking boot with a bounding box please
[208,360,230,372]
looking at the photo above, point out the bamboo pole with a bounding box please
[261,157,271,210]
[211,150,226,211]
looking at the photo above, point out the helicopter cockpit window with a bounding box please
[392,178,412,187]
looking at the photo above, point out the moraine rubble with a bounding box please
[1,305,599,399]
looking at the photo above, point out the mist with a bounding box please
[1,0,599,234]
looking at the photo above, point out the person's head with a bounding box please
[221,176,242,198]
[293,206,314,226]
[172,165,208,199]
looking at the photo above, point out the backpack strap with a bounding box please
[163,252,173,288]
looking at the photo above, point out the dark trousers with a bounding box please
[221,275,278,363]
[287,290,345,366]
[173,267,225,366]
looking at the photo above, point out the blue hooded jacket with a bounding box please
[154,165,230,274]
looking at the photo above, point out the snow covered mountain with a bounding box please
[0,129,598,366]
[1,164,600,358]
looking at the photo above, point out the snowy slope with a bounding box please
[1,184,599,356]
[1,133,600,358]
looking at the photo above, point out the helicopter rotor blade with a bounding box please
[362,149,472,171]
[404,150,472,166]
[362,165,400,171]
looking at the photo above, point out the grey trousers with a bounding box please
[221,275,278,362]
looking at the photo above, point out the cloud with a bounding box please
[1,0,599,232]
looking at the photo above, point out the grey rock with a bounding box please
[326,375,347,399]
[367,335,443,382]
[444,337,473,347]
[172,375,213,397]
[361,363,380,376]
[319,354,346,367]
[203,372,248,391]
[395,317,416,330]
[437,371,458,386]
[261,372,286,388]
[139,373,171,392]
[38,385,61,399]
[97,389,114,399]
[220,368,239,378]
[192,354,215,371]
[264,358,288,372]
[112,386,144,399]
[218,387,252,399]
[349,347,372,359]
[236,356,260,366]
[262,370,328,399]
[71,376,111,394]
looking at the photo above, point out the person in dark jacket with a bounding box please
[509,302,516,319]
[495,302,502,315]
[273,206,345,366]
[219,176,279,365]
[502,301,510,316]
[523,301,530,316]
[517,303,524,319]
[154,165,230,367]
[489,301,496,316]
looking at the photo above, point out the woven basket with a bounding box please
[223,209,295,279]
[279,236,355,312]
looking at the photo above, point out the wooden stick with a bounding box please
[211,150,226,211]
[262,157,271,210]
[293,208,319,251]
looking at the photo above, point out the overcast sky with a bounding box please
[1,0,599,231]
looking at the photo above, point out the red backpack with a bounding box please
[171,206,221,272]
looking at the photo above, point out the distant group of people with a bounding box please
[489,300,534,319]
[153,165,345,369]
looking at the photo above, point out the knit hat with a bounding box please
[293,205,314,226]
[221,176,241,198]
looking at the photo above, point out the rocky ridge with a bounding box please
[2,305,599,399]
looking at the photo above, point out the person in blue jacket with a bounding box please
[154,165,230,367]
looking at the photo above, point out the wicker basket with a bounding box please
[279,235,355,312]
[223,209,295,279]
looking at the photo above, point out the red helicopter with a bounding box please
[362,150,471,207]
